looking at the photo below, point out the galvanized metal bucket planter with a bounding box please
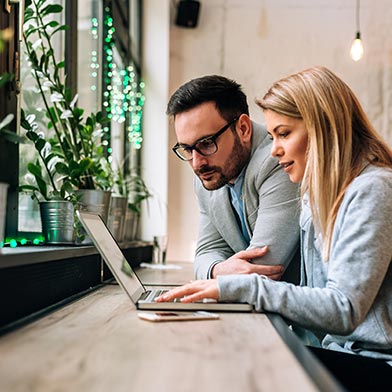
[0,182,9,247]
[76,189,111,244]
[107,195,127,241]
[122,207,139,242]
[39,200,75,244]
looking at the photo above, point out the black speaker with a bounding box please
[175,1,201,28]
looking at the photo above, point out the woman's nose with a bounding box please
[270,140,282,157]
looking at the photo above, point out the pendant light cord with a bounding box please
[356,0,361,33]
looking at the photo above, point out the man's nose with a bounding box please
[191,149,208,169]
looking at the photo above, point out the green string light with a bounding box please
[2,236,44,247]
[99,8,145,152]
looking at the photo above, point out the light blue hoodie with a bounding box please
[218,165,392,363]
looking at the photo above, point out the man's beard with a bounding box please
[195,136,250,191]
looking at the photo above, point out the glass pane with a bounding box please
[77,0,102,116]
[129,0,141,66]
[108,45,126,178]
[19,0,65,233]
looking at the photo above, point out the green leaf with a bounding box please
[46,21,60,28]
[26,130,39,142]
[23,8,34,22]
[19,184,40,193]
[55,162,69,175]
[0,72,14,88]
[43,152,56,166]
[35,138,46,152]
[37,0,47,8]
[27,162,48,199]
[74,107,84,119]
[50,25,69,37]
[79,158,93,172]
[42,4,63,16]
[62,181,74,194]
[27,162,42,178]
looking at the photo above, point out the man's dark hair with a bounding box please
[166,75,249,121]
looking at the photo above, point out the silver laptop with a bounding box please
[77,211,253,312]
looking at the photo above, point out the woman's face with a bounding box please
[264,110,308,183]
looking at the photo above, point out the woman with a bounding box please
[157,66,392,389]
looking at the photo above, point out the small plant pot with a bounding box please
[40,200,75,244]
[107,195,127,242]
[76,189,112,222]
[76,189,112,244]
[122,208,139,241]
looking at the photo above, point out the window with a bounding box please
[2,0,144,244]
[0,0,149,334]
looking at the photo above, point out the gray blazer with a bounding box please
[194,121,301,280]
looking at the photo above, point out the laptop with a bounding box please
[76,211,253,312]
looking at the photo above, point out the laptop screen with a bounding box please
[77,211,145,305]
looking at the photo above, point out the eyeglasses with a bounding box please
[172,116,239,161]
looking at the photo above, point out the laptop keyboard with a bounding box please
[140,289,182,303]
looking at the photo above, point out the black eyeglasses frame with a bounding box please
[172,116,240,161]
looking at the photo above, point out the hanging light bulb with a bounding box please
[350,0,364,61]
[350,32,364,61]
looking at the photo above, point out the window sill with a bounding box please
[0,240,153,333]
[0,240,152,269]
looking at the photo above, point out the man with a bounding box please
[167,75,300,281]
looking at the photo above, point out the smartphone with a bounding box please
[137,311,220,322]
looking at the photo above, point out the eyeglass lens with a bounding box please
[176,138,217,160]
[174,116,239,161]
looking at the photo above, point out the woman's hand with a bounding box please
[155,279,219,303]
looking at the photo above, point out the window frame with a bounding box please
[1,0,144,243]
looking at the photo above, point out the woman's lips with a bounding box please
[280,161,294,173]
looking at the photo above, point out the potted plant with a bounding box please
[121,173,152,241]
[106,166,128,242]
[18,110,77,244]
[20,0,113,243]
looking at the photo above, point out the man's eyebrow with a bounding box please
[178,133,214,147]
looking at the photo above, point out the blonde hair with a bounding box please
[256,66,392,260]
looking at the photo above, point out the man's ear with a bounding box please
[237,114,252,143]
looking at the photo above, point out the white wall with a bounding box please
[140,0,170,241]
[145,0,392,262]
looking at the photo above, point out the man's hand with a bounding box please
[211,246,284,280]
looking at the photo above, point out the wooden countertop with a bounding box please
[0,262,343,391]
